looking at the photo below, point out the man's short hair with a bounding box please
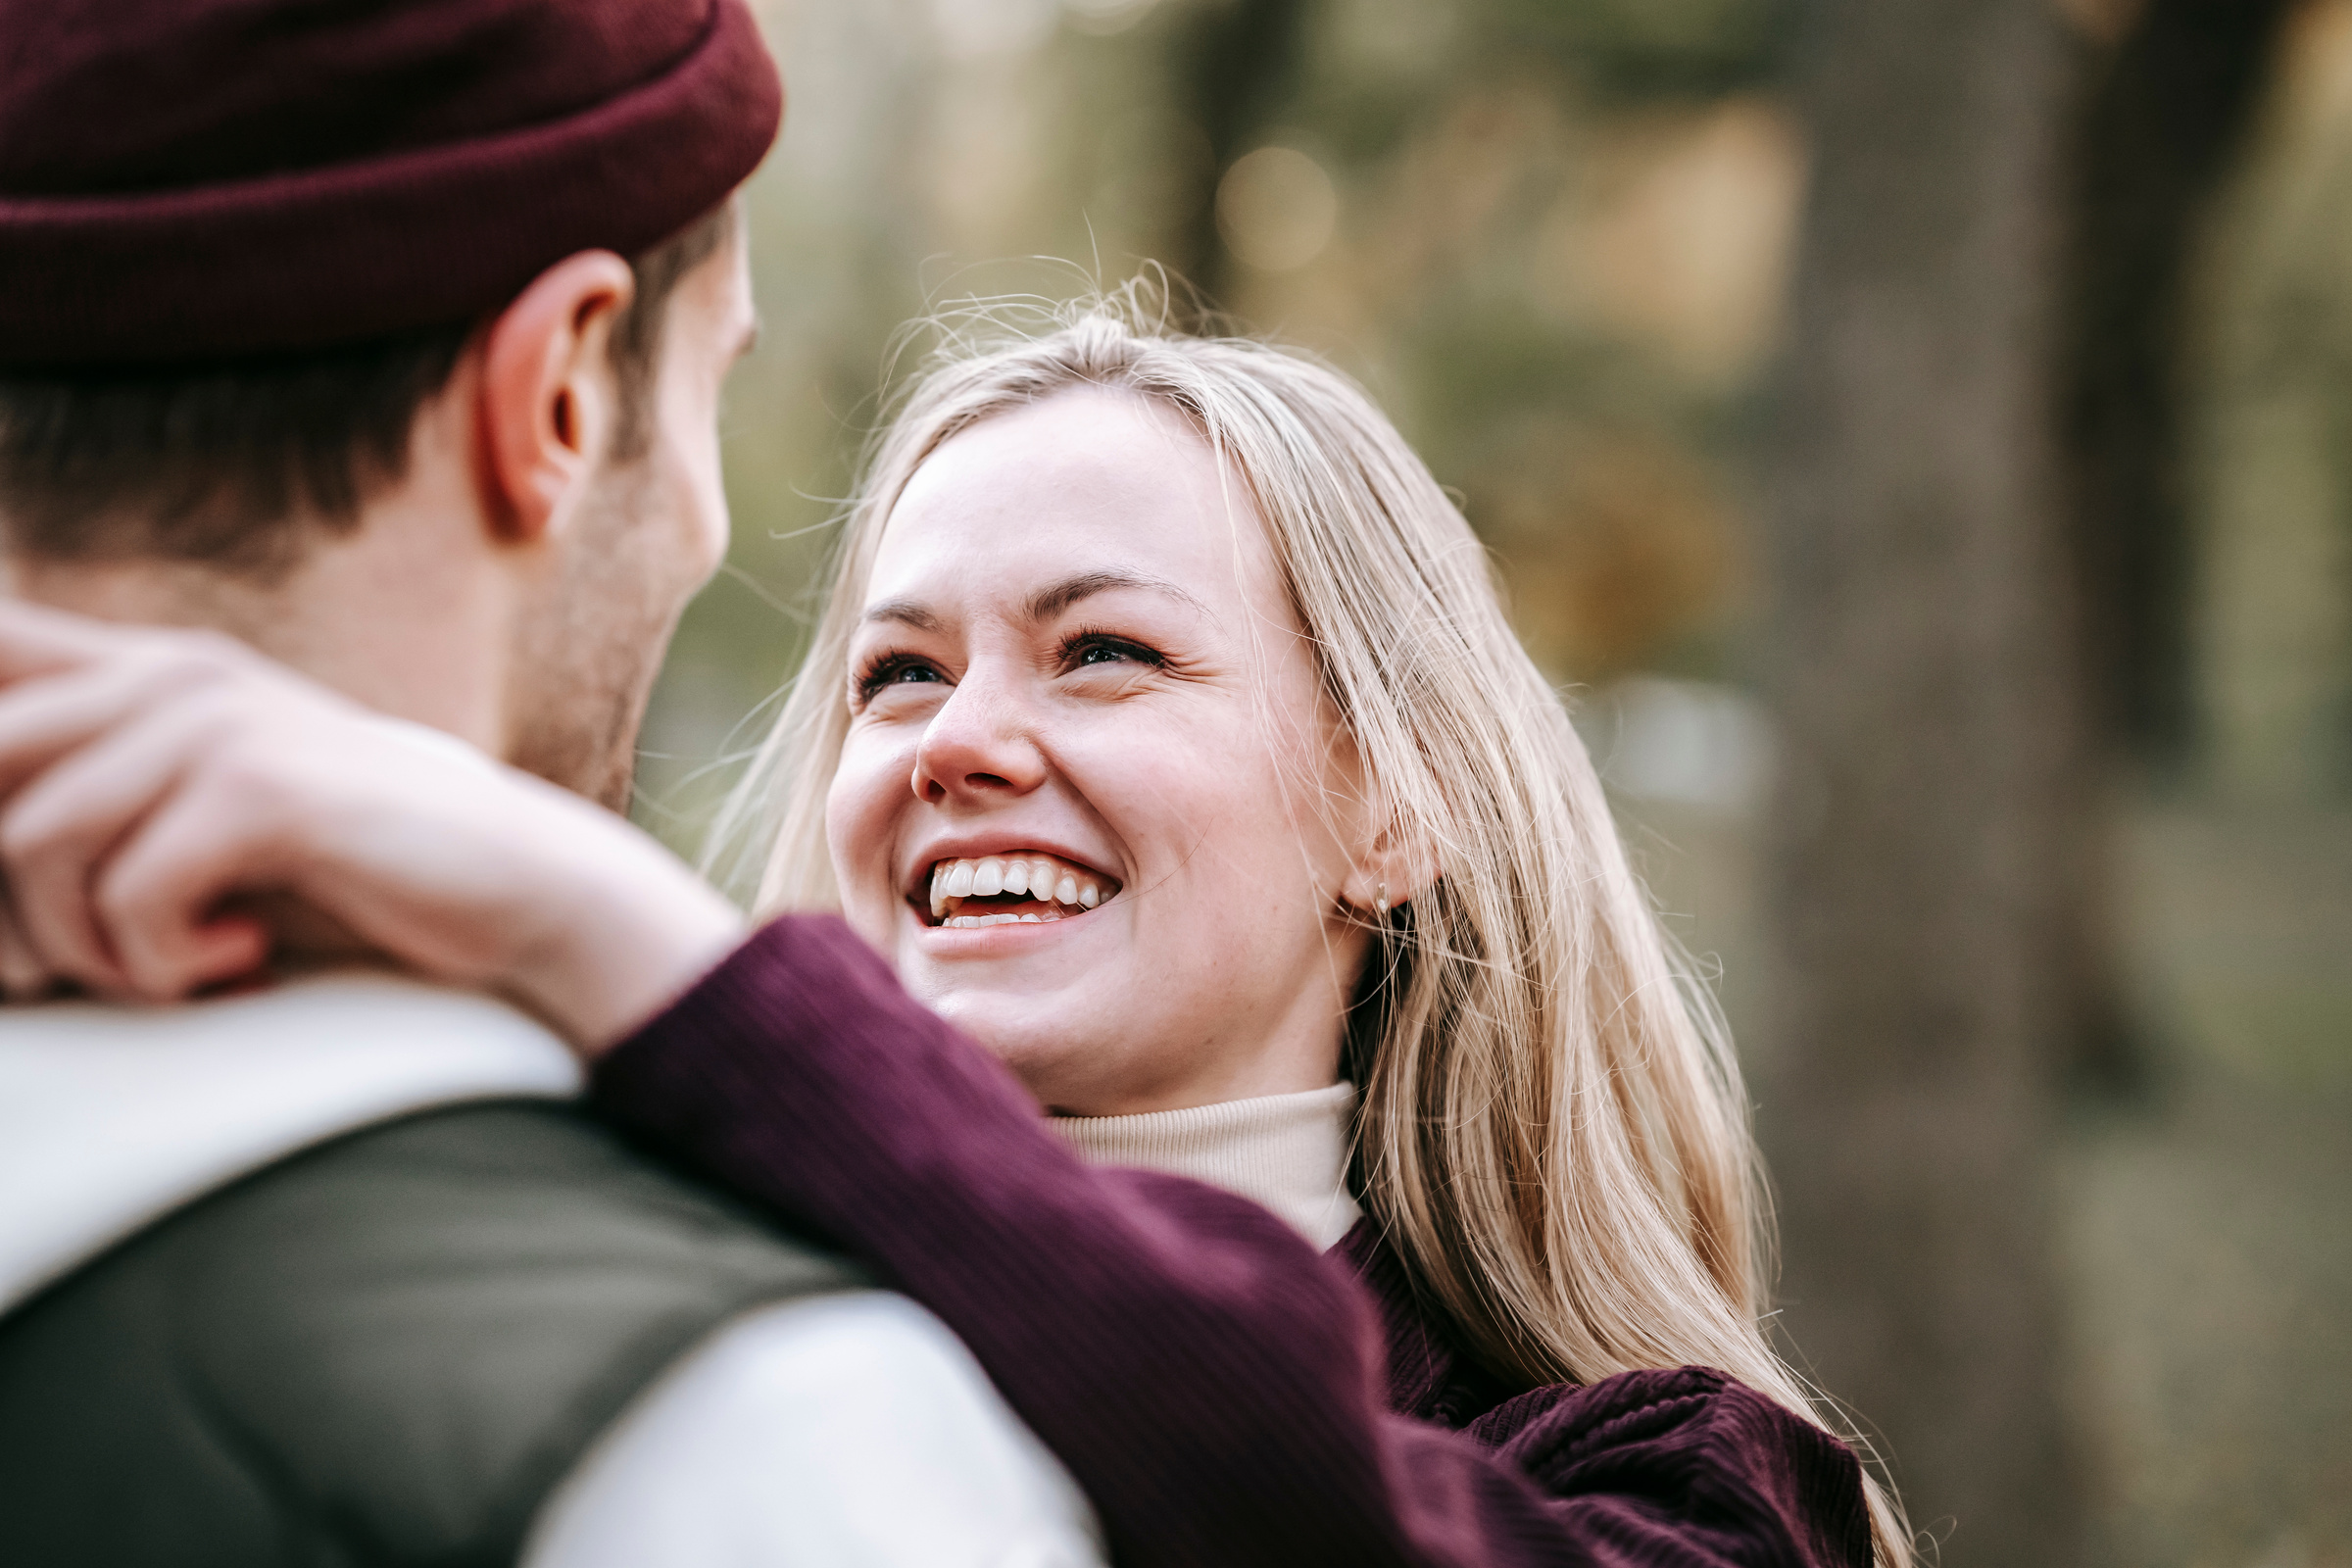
[0,205,731,578]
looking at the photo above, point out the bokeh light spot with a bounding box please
[1064,0,1160,36]
[1215,146,1340,273]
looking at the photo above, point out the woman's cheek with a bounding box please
[826,735,906,931]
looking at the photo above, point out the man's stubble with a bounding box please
[502,451,697,813]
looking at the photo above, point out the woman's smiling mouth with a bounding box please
[922,852,1119,927]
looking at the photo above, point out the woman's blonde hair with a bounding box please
[719,282,1910,1565]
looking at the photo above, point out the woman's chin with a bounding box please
[904,984,1123,1103]
[881,906,1173,1103]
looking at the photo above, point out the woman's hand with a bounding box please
[0,600,744,1054]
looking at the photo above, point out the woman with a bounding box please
[0,292,1907,1566]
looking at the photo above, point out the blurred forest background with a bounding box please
[633,1,2352,1563]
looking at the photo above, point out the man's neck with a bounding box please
[7,427,515,755]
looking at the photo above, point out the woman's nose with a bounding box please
[910,675,1047,806]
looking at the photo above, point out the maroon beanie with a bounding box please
[0,0,782,368]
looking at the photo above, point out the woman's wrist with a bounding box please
[502,823,748,1054]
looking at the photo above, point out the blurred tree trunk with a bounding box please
[1165,0,1308,310]
[2063,0,2297,766]
[1757,1,2082,1563]
[2055,0,2295,1093]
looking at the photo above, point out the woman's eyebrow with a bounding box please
[858,571,1205,631]
[1023,569,1207,623]
[860,599,943,631]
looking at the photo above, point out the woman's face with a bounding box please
[827,387,1373,1114]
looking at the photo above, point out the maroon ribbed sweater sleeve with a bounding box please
[590,915,1869,1568]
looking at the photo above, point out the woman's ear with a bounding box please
[476,250,636,544]
[1340,817,1441,916]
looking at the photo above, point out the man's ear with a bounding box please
[477,251,636,543]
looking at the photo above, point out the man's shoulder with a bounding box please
[197,1096,865,1300]
[0,1098,870,1568]
[6,1096,870,1378]
[0,970,582,1312]
[529,1291,1104,1568]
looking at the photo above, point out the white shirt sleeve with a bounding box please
[521,1291,1106,1568]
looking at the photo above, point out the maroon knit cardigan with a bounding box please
[592,915,1873,1568]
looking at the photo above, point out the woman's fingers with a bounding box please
[0,609,525,1005]
[0,611,202,1000]
[0,604,257,697]
[95,778,280,997]
[0,658,210,799]
[0,598,135,681]
[0,624,272,986]
[0,690,238,995]
[0,890,52,1001]
[0,599,740,1035]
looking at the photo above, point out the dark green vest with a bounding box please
[0,1100,868,1567]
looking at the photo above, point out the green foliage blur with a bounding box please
[634,0,1817,849]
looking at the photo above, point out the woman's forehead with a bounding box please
[864,387,1282,621]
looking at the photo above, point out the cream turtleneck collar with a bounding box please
[1050,1082,1362,1251]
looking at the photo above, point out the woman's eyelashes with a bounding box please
[853,628,1170,710]
[1058,628,1166,673]
[853,652,945,705]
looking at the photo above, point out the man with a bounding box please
[0,2,1102,1564]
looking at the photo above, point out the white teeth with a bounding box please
[925,852,1116,926]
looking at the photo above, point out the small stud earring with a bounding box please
[1374,881,1389,914]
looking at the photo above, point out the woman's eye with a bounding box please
[1062,633,1164,672]
[857,657,945,703]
